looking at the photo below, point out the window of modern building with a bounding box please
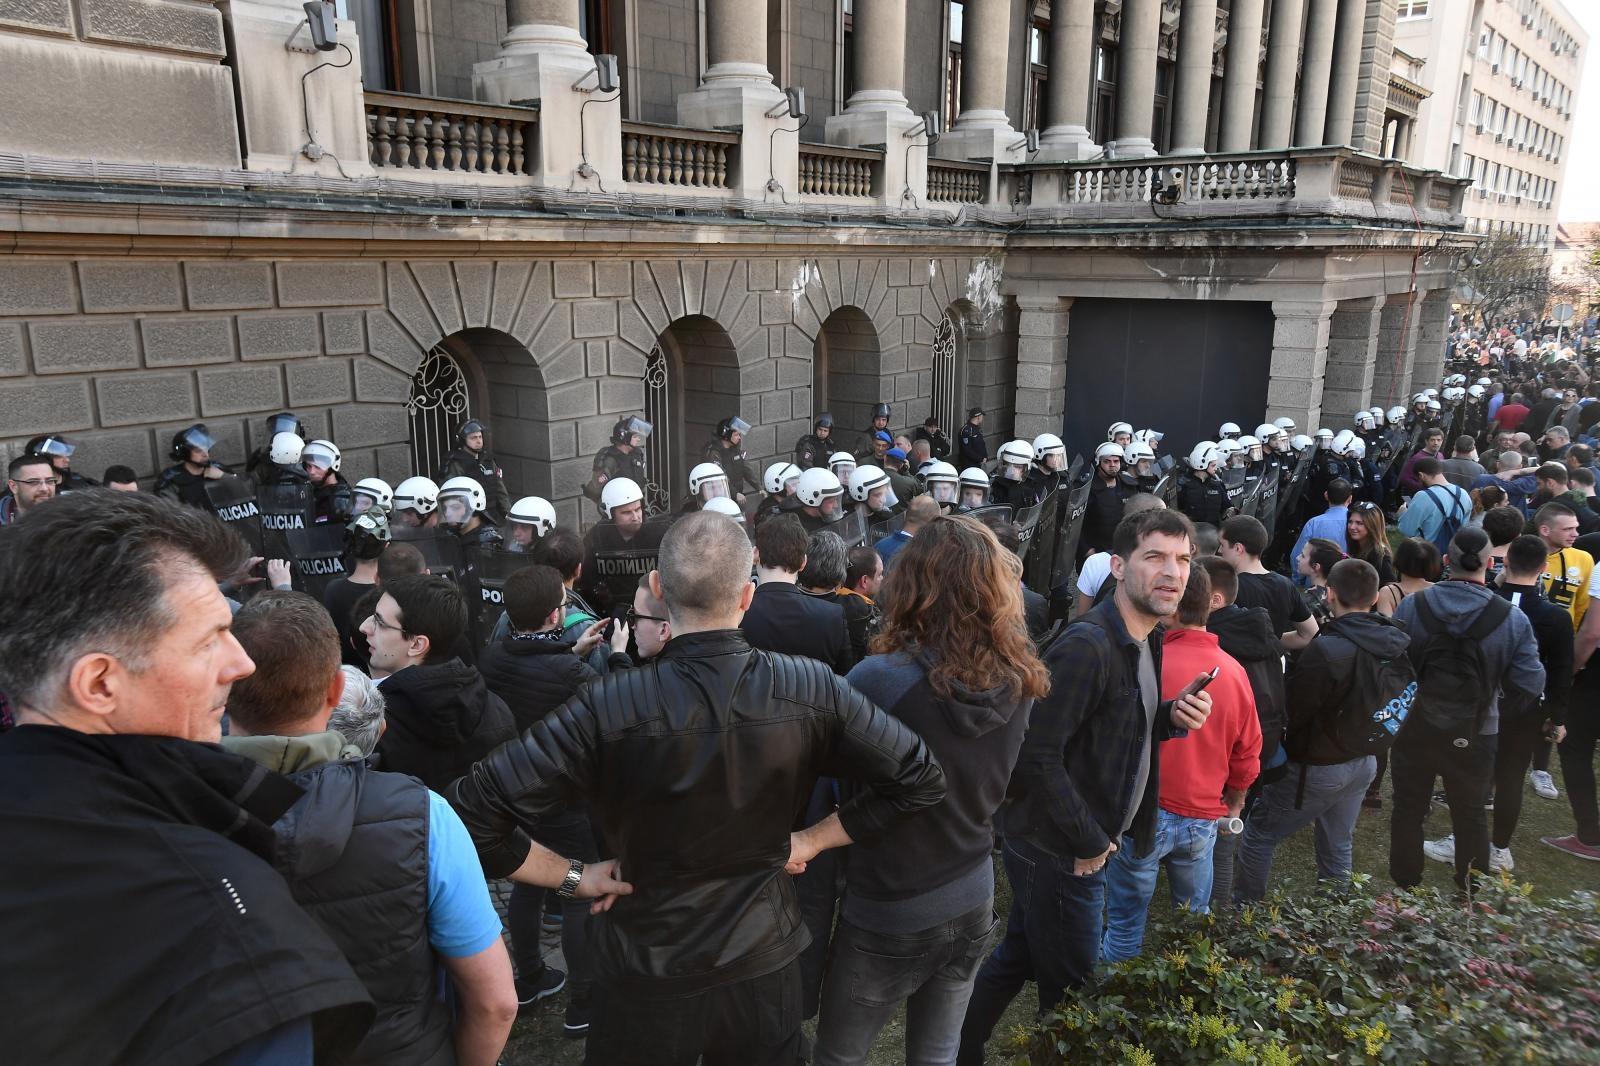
[1397,0,1429,19]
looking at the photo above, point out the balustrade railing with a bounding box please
[621,122,738,189]
[364,92,533,175]
[1336,160,1380,200]
[1061,157,1296,204]
[798,144,879,197]
[927,160,988,203]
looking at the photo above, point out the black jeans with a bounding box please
[584,959,803,1066]
[508,809,599,1012]
[1561,672,1600,844]
[1390,719,1498,889]
[1492,712,1548,849]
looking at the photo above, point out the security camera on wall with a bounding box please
[303,0,337,51]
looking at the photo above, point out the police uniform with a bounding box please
[1175,472,1229,527]
[1017,468,1060,510]
[793,433,832,470]
[312,473,356,524]
[589,445,650,503]
[153,465,217,510]
[1081,478,1134,555]
[703,438,758,495]
[912,426,951,461]
[990,475,1027,510]
[578,520,665,615]
[440,447,511,523]
[957,422,988,469]
[753,493,802,527]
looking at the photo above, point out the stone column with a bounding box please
[1257,0,1305,149]
[676,0,791,197]
[1369,290,1420,408]
[1111,0,1160,158]
[1267,300,1336,430]
[476,0,617,188]
[1170,0,1220,155]
[1219,0,1266,152]
[1320,294,1385,425]
[1408,289,1453,394]
[1036,0,1099,161]
[1323,0,1365,146]
[938,0,1022,161]
[1294,0,1338,145]
[1012,294,1073,442]
[826,0,922,204]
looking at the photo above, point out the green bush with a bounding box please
[1008,876,1600,1065]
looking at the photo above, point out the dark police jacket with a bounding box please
[448,630,945,994]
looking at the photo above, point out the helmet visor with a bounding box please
[831,460,856,481]
[182,427,218,454]
[931,481,957,504]
[302,444,337,469]
[36,437,75,459]
[439,496,473,526]
[623,417,653,440]
[728,417,752,435]
[699,478,730,501]
[267,414,300,436]
[960,486,986,508]
[352,493,376,515]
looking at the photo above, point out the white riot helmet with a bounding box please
[849,465,897,511]
[1218,422,1242,439]
[688,462,730,501]
[438,476,487,527]
[1290,433,1314,452]
[1355,411,1376,431]
[1273,417,1297,434]
[958,467,990,509]
[1387,405,1408,425]
[1370,406,1387,425]
[1214,439,1242,463]
[1032,433,1066,469]
[1476,377,1492,387]
[1237,434,1263,461]
[1124,441,1156,469]
[923,461,960,505]
[1427,398,1442,413]
[1255,423,1280,443]
[796,468,845,515]
[1132,428,1164,449]
[702,496,745,522]
[1412,392,1429,405]
[1094,441,1125,464]
[1107,421,1134,442]
[1314,428,1335,449]
[393,475,438,516]
[1468,384,1485,400]
[1186,441,1220,471]
[763,461,801,496]
[1332,429,1357,456]
[1444,386,1466,402]
[353,477,393,514]
[302,438,341,473]
[829,451,857,481]
[998,440,1033,479]
[270,431,305,465]
[507,496,558,537]
[1347,437,1367,460]
[1423,388,1438,400]
[600,477,645,520]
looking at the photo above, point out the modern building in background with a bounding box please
[0,0,1470,526]
[1397,0,1586,247]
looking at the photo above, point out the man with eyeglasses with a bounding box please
[630,574,673,660]
[1,456,58,525]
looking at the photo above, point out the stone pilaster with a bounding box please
[1320,294,1385,426]
[1267,300,1336,430]
[1369,291,1421,409]
[1408,289,1453,397]
[1012,295,1073,441]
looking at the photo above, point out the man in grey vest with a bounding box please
[226,591,518,1066]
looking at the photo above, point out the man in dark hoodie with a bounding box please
[362,574,517,792]
[1235,559,1406,901]
[224,591,516,1066]
[476,564,629,1030]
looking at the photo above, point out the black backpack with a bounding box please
[1419,485,1467,555]
[1409,592,1511,746]
[1327,634,1417,759]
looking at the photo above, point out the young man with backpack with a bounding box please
[1234,559,1413,902]
[1390,528,1547,890]
[1423,535,1572,872]
[1398,457,1471,552]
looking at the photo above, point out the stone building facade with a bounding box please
[0,0,1470,525]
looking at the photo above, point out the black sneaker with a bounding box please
[515,968,566,1011]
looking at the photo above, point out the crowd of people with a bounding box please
[2,313,1598,1066]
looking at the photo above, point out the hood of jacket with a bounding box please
[1322,609,1412,657]
[380,657,496,747]
[1207,603,1280,663]
[223,731,376,881]
[222,730,364,775]
[1414,578,1502,633]
[916,651,1026,739]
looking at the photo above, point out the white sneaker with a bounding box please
[1530,770,1559,800]
[1423,834,1456,864]
[1490,845,1514,872]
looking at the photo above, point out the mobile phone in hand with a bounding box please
[1169,667,1219,738]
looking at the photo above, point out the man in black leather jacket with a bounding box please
[448,512,946,1066]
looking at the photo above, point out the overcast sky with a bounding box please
[1558,4,1600,222]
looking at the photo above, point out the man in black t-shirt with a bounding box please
[1218,516,1319,651]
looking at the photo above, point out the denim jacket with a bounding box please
[1003,598,1178,860]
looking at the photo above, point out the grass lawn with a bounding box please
[500,759,1597,1065]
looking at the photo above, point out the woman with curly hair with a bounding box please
[811,515,1049,1066]
[1346,501,1396,585]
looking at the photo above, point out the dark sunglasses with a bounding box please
[626,607,667,625]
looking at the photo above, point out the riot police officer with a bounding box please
[438,476,503,551]
[703,415,757,498]
[21,436,97,493]
[921,461,961,515]
[989,439,1034,510]
[502,495,558,553]
[1107,421,1134,448]
[956,408,988,469]
[856,402,893,459]
[1342,434,1382,504]
[1120,440,1160,494]
[577,477,659,614]
[1355,410,1390,466]
[154,424,229,510]
[1019,433,1067,509]
[352,477,393,516]
[439,419,511,523]
[829,451,858,489]
[956,467,990,511]
[1175,441,1229,526]
[794,468,846,533]
[848,465,898,521]
[587,416,652,515]
[1081,441,1133,556]
[755,461,803,526]
[794,412,835,470]
[255,432,313,490]
[392,476,440,529]
[302,439,355,524]
[912,416,951,461]
[682,463,733,513]
[245,411,306,484]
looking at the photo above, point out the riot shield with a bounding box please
[205,477,264,556]
[1276,451,1316,523]
[1222,466,1248,513]
[1051,476,1093,589]
[1255,465,1281,538]
[1022,489,1061,594]
[590,545,662,613]
[831,510,870,549]
[1239,469,1265,519]
[390,524,466,583]
[960,504,1015,533]
[1154,473,1179,509]
[256,480,316,536]
[1012,498,1044,554]
[284,524,349,602]
[868,514,905,544]
[471,548,540,645]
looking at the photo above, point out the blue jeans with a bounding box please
[1235,757,1377,902]
[1099,809,1218,963]
[956,837,1105,1066]
[813,902,998,1066]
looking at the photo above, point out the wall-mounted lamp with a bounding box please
[572,54,620,94]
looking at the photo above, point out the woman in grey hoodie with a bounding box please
[810,516,1049,1066]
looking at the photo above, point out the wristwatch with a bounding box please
[556,858,585,900]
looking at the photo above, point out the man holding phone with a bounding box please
[960,508,1213,1065]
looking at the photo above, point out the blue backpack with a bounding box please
[1419,485,1467,554]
